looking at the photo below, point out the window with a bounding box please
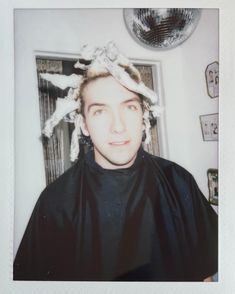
[36,57,162,184]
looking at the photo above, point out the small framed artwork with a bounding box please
[205,61,219,98]
[207,169,218,206]
[199,113,218,141]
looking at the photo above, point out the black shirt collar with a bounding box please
[85,147,145,175]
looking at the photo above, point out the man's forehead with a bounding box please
[82,76,141,103]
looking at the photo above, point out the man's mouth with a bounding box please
[109,140,130,146]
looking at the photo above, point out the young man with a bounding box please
[14,42,217,281]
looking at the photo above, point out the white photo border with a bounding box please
[1,0,235,294]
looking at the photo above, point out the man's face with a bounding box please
[81,76,144,169]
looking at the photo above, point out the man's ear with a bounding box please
[80,116,90,136]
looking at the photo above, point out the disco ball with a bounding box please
[123,8,201,50]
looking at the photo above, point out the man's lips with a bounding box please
[109,140,130,146]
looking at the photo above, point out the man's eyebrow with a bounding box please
[122,97,141,104]
[87,96,141,112]
[87,103,106,112]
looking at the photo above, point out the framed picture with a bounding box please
[207,169,218,206]
[199,113,218,141]
[205,61,219,98]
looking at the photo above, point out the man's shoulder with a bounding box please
[39,156,84,209]
[144,151,193,180]
[143,152,205,213]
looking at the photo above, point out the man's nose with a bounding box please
[110,110,126,134]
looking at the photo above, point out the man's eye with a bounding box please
[127,104,138,111]
[93,109,104,116]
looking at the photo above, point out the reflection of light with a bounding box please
[134,18,149,32]
[157,8,169,18]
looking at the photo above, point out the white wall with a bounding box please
[14,8,218,255]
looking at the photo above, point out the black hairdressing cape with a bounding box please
[14,149,218,281]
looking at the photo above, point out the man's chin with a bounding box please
[95,150,138,169]
[106,159,136,169]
